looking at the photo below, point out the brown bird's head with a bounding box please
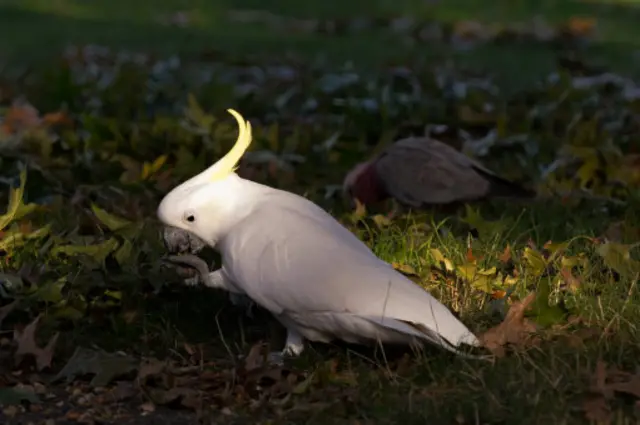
[342,160,388,208]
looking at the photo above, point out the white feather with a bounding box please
[206,177,483,357]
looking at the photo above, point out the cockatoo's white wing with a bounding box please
[218,186,480,354]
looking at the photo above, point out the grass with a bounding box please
[2,0,640,90]
[0,1,640,424]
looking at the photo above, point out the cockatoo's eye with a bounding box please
[183,210,197,224]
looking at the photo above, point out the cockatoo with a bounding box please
[343,136,535,209]
[157,109,485,361]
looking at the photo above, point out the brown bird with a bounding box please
[342,136,535,210]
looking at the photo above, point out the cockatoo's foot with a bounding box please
[267,327,305,366]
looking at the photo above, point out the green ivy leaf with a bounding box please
[91,204,132,232]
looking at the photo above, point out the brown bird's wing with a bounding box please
[374,137,532,207]
[450,146,536,200]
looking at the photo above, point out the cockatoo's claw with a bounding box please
[266,327,305,366]
[282,342,304,357]
[266,345,304,366]
[282,327,305,357]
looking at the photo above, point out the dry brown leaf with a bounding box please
[583,360,640,422]
[137,358,167,383]
[499,244,512,264]
[602,220,640,243]
[42,111,73,127]
[618,154,640,185]
[603,221,624,243]
[559,267,581,291]
[606,378,640,399]
[466,247,475,262]
[452,20,490,41]
[592,360,610,397]
[566,16,597,37]
[353,198,367,216]
[582,395,611,423]
[1,101,41,134]
[244,342,266,372]
[13,315,60,371]
[457,105,494,125]
[478,292,538,356]
[491,290,507,300]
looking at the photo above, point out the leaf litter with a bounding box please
[478,292,539,357]
[1,11,640,423]
[583,360,640,423]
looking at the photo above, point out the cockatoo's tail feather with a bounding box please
[360,316,487,359]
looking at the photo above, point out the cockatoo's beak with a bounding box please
[162,226,207,254]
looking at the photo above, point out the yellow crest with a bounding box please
[209,109,253,182]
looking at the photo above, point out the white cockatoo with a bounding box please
[157,109,485,361]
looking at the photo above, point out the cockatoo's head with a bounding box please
[342,160,388,208]
[157,109,253,252]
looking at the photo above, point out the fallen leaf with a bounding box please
[457,105,495,125]
[0,387,40,405]
[0,169,37,233]
[582,395,611,423]
[466,247,475,262]
[90,204,132,232]
[51,238,120,267]
[491,290,507,299]
[522,247,548,277]
[478,292,538,356]
[13,315,60,371]
[605,375,640,399]
[42,111,73,127]
[148,386,200,408]
[136,358,167,383]
[1,100,41,134]
[565,16,597,38]
[244,342,266,372]
[583,360,640,422]
[139,401,156,413]
[141,155,168,180]
[456,263,498,293]
[459,205,506,241]
[351,198,367,219]
[543,240,568,258]
[292,372,315,394]
[429,248,454,272]
[595,241,640,279]
[104,381,137,402]
[2,405,19,418]
[392,262,418,276]
[559,267,581,291]
[52,347,138,387]
[371,214,391,229]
